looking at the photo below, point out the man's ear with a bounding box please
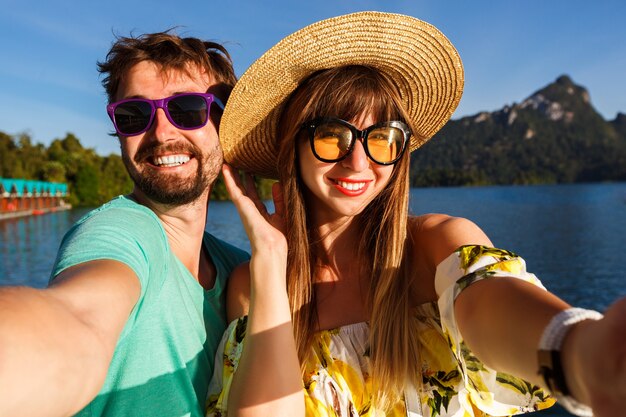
[207,82,232,128]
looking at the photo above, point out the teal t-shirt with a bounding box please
[50,196,249,417]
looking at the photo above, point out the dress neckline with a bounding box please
[316,301,438,334]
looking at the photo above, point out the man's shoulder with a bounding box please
[55,196,166,265]
[68,196,165,242]
[77,196,158,226]
[202,232,250,268]
[51,196,168,286]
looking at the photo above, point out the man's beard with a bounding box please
[123,141,222,206]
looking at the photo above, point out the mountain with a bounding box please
[610,112,626,138]
[410,75,626,186]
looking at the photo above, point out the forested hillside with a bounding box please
[411,75,626,186]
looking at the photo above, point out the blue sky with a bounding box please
[1,0,624,156]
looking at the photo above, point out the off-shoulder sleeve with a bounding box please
[433,245,555,415]
[206,317,248,416]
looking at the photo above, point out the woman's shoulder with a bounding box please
[226,261,252,322]
[409,212,472,229]
[408,214,492,267]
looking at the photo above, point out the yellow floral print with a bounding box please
[206,246,555,416]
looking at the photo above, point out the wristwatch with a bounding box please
[537,348,570,395]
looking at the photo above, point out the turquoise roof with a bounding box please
[0,178,69,197]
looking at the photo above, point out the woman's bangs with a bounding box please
[309,75,402,124]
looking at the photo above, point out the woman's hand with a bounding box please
[221,164,287,256]
[563,297,626,417]
[221,165,304,417]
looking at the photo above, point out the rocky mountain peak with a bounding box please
[613,112,626,124]
[513,75,595,123]
[611,112,626,137]
[469,76,598,126]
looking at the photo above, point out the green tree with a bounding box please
[73,163,100,207]
[41,161,67,183]
[98,155,133,201]
[0,132,18,177]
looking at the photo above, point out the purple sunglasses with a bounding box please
[106,92,224,136]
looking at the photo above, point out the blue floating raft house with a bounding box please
[0,178,71,219]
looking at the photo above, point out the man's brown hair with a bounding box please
[98,31,236,103]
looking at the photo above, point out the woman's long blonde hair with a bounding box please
[276,65,422,411]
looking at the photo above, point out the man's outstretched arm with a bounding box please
[0,260,140,417]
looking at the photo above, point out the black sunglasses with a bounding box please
[106,93,224,136]
[301,117,411,165]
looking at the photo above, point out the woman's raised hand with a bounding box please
[221,165,304,417]
[221,164,287,256]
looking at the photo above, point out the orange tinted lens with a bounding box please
[366,127,404,163]
[313,123,353,160]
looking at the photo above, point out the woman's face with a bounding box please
[297,113,395,223]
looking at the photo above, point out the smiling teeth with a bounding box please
[337,181,366,191]
[154,155,190,167]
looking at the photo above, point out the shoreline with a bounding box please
[0,205,72,221]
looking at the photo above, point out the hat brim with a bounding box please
[220,11,464,179]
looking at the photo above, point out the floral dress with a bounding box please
[206,245,556,416]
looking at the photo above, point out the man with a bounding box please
[0,32,248,416]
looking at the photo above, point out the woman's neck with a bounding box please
[310,218,369,284]
[313,217,359,261]
[312,227,371,330]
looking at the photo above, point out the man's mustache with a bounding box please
[134,142,201,164]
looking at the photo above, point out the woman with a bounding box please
[207,12,625,417]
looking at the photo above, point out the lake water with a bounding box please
[1,183,625,416]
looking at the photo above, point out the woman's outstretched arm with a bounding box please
[421,214,625,417]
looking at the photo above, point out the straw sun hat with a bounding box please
[220,11,464,179]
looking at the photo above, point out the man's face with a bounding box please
[115,61,223,206]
